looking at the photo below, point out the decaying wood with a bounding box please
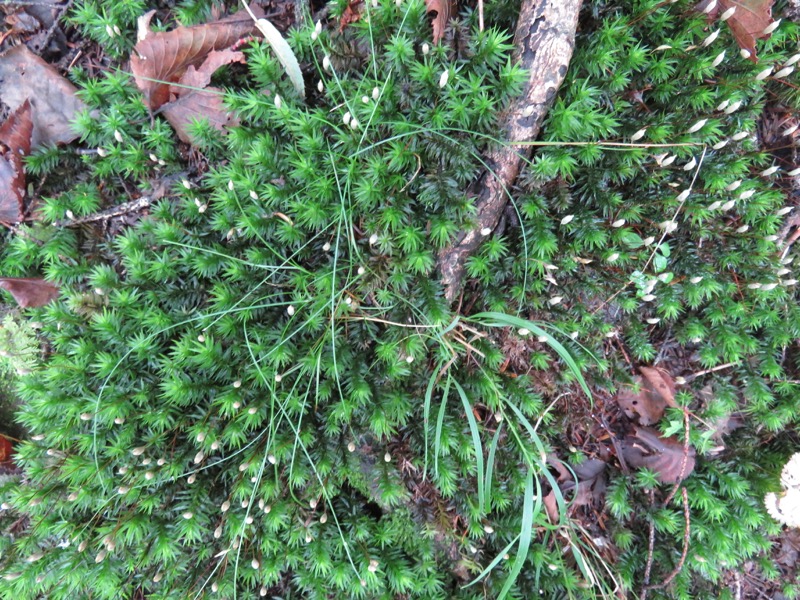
[437,0,582,302]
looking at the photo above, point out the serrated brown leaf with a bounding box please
[703,0,774,62]
[0,100,33,223]
[0,45,90,147]
[0,277,59,308]
[425,0,454,44]
[131,7,260,110]
[621,426,695,484]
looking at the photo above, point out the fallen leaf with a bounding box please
[161,88,239,144]
[0,435,13,464]
[621,425,695,484]
[131,6,261,110]
[425,0,454,44]
[0,45,90,148]
[0,100,33,223]
[615,367,678,426]
[0,277,60,308]
[339,0,364,31]
[1,10,42,44]
[544,455,608,522]
[702,0,774,62]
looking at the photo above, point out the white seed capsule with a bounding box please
[560,215,574,225]
[252,558,260,569]
[317,79,324,93]
[611,219,626,227]
[350,118,359,130]
[762,19,781,35]
[347,442,356,452]
[703,0,717,13]
[182,511,193,520]
[548,296,563,306]
[777,206,794,216]
[774,66,795,79]
[342,111,351,125]
[724,100,742,114]
[762,283,779,291]
[422,43,430,55]
[683,157,697,171]
[735,225,749,233]
[194,451,204,464]
[631,128,647,142]
[687,119,707,133]
[676,189,691,202]
[642,294,656,302]
[711,51,726,68]
[761,165,780,177]
[788,167,800,176]
[384,452,391,463]
[95,550,107,563]
[739,189,755,200]
[362,96,370,104]
[654,45,672,51]
[701,29,720,47]
[369,233,379,245]
[268,454,277,464]
[322,55,331,72]
[777,268,791,276]
[755,67,773,81]
[725,180,742,191]
[646,318,661,324]
[607,252,620,262]
[480,227,492,236]
[783,279,798,286]
[690,276,704,284]
[405,355,414,363]
[132,446,146,456]
[783,125,799,137]
[214,526,222,538]
[320,514,328,523]
[145,471,154,480]
[720,6,736,20]
[661,154,677,167]
[709,200,724,210]
[643,236,655,246]
[740,49,752,59]
[721,200,736,211]
[712,139,729,150]
[731,131,750,141]
[372,87,380,100]
[438,70,449,88]
[187,474,196,484]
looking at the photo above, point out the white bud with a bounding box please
[712,139,729,150]
[132,446,146,456]
[654,45,672,51]
[422,43,430,55]
[777,268,791,276]
[261,587,268,597]
[320,513,328,523]
[735,225,750,233]
[95,287,104,296]
[372,87,380,100]
[246,515,254,524]
[317,79,324,93]
[788,167,800,176]
[248,406,257,414]
[740,48,752,59]
[569,331,579,340]
[747,283,762,289]
[369,233,379,245]
[196,432,206,443]
[774,66,795,79]
[762,283,779,291]
[607,252,620,262]
[548,296,563,306]
[106,24,115,38]
[95,550,107,563]
[274,94,282,109]
[348,441,356,452]
[80,412,92,421]
[113,25,121,35]
[701,29,720,47]
[687,119,707,133]
[194,451,204,464]
[232,401,241,409]
[145,471,154,480]
[112,129,123,143]
[715,100,730,112]
[182,511,193,519]
[384,452,391,462]
[720,6,736,20]
[287,305,295,316]
[118,486,130,494]
[357,266,365,276]
[343,111,351,125]
[731,131,750,141]
[274,374,282,382]
[252,558,260,569]
[78,540,88,552]
[777,206,794,216]
[755,67,773,81]
[661,154,677,167]
[690,276,704,284]
[314,20,322,36]
[631,128,647,142]
[239,462,250,472]
[214,526,223,538]
[405,355,414,363]
[537,335,548,343]
[114,417,125,425]
[560,215,574,225]
[676,189,691,202]
[227,180,235,191]
[642,294,656,302]
[783,279,798,286]
[268,454,277,464]
[724,100,742,114]
[187,474,196,483]
[439,70,449,88]
[646,318,661,324]
[721,200,736,211]
[762,19,781,35]
[611,219,626,227]
[702,0,717,13]
[153,572,163,583]
[480,227,492,236]
[210,440,220,450]
[711,51,726,68]
[682,157,697,171]
[322,55,331,72]
[322,242,331,252]
[643,236,656,246]
[350,118,359,130]
[739,189,755,200]
[212,582,218,593]
[362,95,370,104]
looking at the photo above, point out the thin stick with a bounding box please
[478,0,484,32]
[646,488,691,592]
[639,491,657,600]
[683,361,739,383]
[52,196,152,227]
[662,408,690,508]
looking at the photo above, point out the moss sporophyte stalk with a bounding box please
[0,0,799,598]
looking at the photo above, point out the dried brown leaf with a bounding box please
[615,367,678,426]
[0,45,90,147]
[339,0,364,31]
[131,7,260,110]
[161,87,240,144]
[425,0,454,44]
[0,277,59,308]
[703,0,775,62]
[621,426,696,484]
[0,100,33,223]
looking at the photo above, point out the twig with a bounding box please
[3,0,66,5]
[683,361,739,383]
[52,196,152,227]
[662,407,691,508]
[640,490,657,600]
[436,0,581,302]
[35,0,75,56]
[645,488,691,592]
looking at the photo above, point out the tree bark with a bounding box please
[437,0,582,303]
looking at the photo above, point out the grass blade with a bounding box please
[484,422,503,514]
[452,378,485,515]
